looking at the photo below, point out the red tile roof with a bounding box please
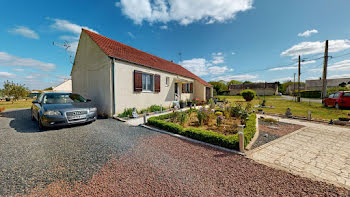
[82,29,212,86]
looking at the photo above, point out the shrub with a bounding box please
[327,87,350,95]
[118,108,134,118]
[240,89,256,101]
[217,115,223,126]
[177,112,187,126]
[230,103,243,118]
[147,112,256,150]
[148,105,166,112]
[0,106,5,112]
[300,90,321,98]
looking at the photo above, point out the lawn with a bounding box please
[0,99,33,111]
[216,95,350,121]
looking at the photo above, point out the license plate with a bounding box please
[68,115,86,120]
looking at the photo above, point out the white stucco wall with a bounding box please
[114,60,199,114]
[71,31,113,116]
[53,79,72,93]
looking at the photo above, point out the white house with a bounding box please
[71,29,213,117]
[52,79,72,93]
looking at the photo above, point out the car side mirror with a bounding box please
[32,100,38,104]
[86,99,91,102]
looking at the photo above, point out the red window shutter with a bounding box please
[134,70,142,92]
[182,83,186,93]
[190,83,193,93]
[155,74,160,93]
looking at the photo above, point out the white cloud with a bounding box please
[0,52,56,71]
[328,74,350,79]
[207,66,229,74]
[281,40,350,57]
[13,68,24,72]
[269,66,297,71]
[328,60,350,71]
[269,60,316,71]
[160,25,168,30]
[180,58,208,76]
[8,26,39,39]
[116,0,253,25]
[49,18,97,53]
[272,77,293,82]
[212,74,258,81]
[50,18,98,35]
[0,72,16,78]
[127,32,136,38]
[180,57,230,76]
[211,52,224,64]
[297,29,318,37]
[231,52,236,55]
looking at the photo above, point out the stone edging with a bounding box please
[245,115,259,150]
[140,124,245,156]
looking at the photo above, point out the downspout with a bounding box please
[112,58,116,116]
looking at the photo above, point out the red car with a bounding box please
[323,91,350,109]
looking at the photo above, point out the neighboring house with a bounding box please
[71,29,213,117]
[285,84,305,95]
[305,78,350,90]
[229,82,278,96]
[52,79,72,93]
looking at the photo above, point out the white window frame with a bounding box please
[165,77,170,87]
[142,73,154,92]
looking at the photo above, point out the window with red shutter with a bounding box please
[155,74,160,93]
[134,70,142,92]
[182,83,185,93]
[190,83,193,93]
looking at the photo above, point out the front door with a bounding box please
[206,87,211,101]
[174,82,179,101]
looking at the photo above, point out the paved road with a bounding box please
[0,109,348,196]
[249,115,350,190]
[279,95,322,103]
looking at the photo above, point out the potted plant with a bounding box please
[186,99,192,107]
[179,100,186,108]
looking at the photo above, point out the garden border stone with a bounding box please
[140,124,245,155]
[245,115,260,150]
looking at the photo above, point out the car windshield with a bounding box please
[42,94,86,104]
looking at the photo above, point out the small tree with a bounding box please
[3,80,30,101]
[240,89,256,101]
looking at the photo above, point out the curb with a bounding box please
[140,124,245,156]
[245,115,259,150]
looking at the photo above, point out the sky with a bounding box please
[1,0,350,90]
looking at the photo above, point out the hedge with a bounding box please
[300,90,321,98]
[147,113,256,150]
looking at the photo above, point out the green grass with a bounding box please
[216,95,350,120]
[0,99,33,110]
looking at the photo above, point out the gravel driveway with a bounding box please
[1,109,349,196]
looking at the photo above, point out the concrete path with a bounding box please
[248,115,350,189]
[279,95,322,103]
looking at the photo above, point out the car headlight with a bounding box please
[44,110,62,116]
[89,107,97,113]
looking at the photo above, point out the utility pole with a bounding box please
[297,55,301,102]
[293,73,296,101]
[321,40,329,98]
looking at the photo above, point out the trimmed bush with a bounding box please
[147,113,256,150]
[240,89,256,101]
[118,108,133,118]
[300,90,321,98]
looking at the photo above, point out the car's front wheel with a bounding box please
[335,103,340,110]
[38,117,46,131]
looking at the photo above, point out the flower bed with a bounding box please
[147,110,256,150]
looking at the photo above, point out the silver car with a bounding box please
[31,92,97,130]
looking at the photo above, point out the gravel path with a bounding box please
[1,109,349,196]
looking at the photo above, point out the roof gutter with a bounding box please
[111,58,116,116]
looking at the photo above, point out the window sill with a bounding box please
[142,90,153,93]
